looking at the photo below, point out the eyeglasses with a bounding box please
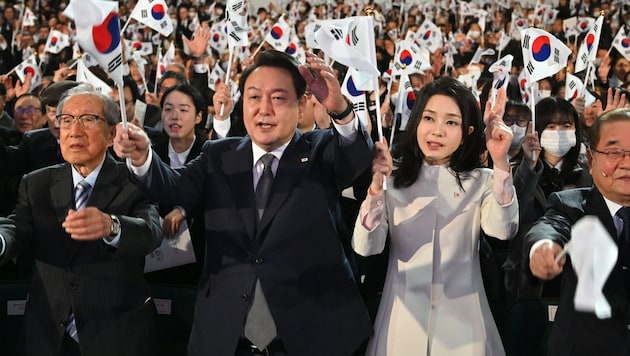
[14,106,41,116]
[503,115,530,127]
[591,147,630,163]
[56,114,105,129]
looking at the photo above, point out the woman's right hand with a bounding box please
[369,139,392,196]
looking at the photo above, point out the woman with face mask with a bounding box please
[506,97,592,305]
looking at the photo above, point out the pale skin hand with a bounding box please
[483,88,512,172]
[213,82,233,121]
[113,122,151,166]
[183,25,210,57]
[521,122,541,171]
[597,55,610,83]
[14,73,32,98]
[530,240,566,280]
[299,52,350,122]
[368,140,393,196]
[162,208,185,238]
[62,207,113,240]
[595,88,629,116]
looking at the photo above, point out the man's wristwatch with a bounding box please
[107,215,121,241]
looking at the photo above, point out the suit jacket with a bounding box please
[524,187,630,356]
[137,127,374,356]
[0,155,163,356]
[0,127,64,177]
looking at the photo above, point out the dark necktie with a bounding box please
[616,207,630,290]
[66,180,91,342]
[245,154,277,349]
[255,153,275,221]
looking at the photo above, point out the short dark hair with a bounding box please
[589,108,630,148]
[158,70,189,89]
[238,50,306,99]
[391,77,484,189]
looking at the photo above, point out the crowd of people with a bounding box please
[0,0,630,355]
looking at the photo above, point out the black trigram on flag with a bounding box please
[330,27,344,41]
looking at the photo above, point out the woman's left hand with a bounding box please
[484,88,512,171]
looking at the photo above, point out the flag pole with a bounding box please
[120,15,133,35]
[118,82,128,130]
[220,46,235,116]
[530,84,536,162]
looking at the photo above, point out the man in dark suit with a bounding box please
[114,50,373,356]
[525,108,630,356]
[0,85,162,355]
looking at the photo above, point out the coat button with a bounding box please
[241,294,250,301]
[254,258,263,264]
[60,320,67,327]
[70,284,78,291]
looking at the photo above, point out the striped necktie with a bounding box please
[66,179,91,342]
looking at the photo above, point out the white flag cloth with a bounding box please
[469,47,495,64]
[534,2,552,26]
[63,0,124,85]
[209,21,228,55]
[563,17,579,39]
[565,72,597,106]
[155,44,175,85]
[208,62,226,91]
[265,16,291,51]
[225,20,249,48]
[341,70,369,127]
[575,15,604,73]
[22,7,36,28]
[576,16,595,33]
[489,55,513,103]
[394,71,416,130]
[44,30,71,54]
[567,216,618,319]
[392,39,431,75]
[225,0,248,29]
[518,69,533,104]
[415,19,443,54]
[129,0,173,37]
[315,16,379,90]
[125,39,153,57]
[612,26,630,62]
[521,28,571,83]
[510,15,529,38]
[13,54,42,90]
[76,58,113,94]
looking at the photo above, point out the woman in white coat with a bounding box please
[353,77,518,356]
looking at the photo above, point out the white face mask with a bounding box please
[539,89,551,99]
[468,30,481,40]
[540,129,577,158]
[510,125,527,150]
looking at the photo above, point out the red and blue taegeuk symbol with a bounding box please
[23,66,35,77]
[286,42,297,55]
[92,12,121,54]
[151,4,166,20]
[50,36,58,46]
[585,33,596,52]
[531,35,551,62]
[622,38,630,48]
[422,30,431,40]
[212,33,221,42]
[399,49,413,66]
[406,91,416,110]
[520,78,528,91]
[270,26,283,40]
[345,77,363,97]
[133,42,143,51]
[494,76,507,89]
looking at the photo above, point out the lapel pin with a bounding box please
[301,157,308,162]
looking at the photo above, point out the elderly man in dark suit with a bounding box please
[0,85,162,355]
[525,108,630,356]
[114,50,373,356]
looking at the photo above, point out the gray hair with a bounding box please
[57,83,120,125]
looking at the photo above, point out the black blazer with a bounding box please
[0,127,64,177]
[137,127,374,356]
[0,155,163,356]
[524,187,630,356]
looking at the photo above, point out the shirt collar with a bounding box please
[71,155,106,188]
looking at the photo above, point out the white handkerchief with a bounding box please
[568,216,618,319]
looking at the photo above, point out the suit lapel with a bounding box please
[223,138,256,240]
[50,164,74,227]
[257,131,310,237]
[88,155,121,210]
